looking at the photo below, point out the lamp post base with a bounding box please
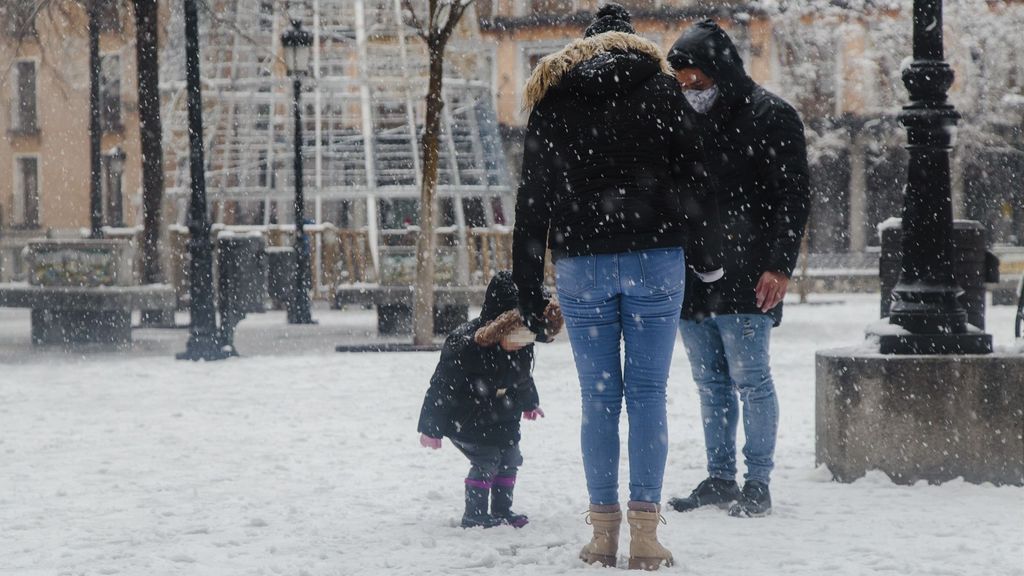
[286,313,317,325]
[877,332,992,355]
[177,332,236,361]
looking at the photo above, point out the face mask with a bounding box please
[683,85,719,114]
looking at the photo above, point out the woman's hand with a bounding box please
[523,407,546,421]
[419,434,442,449]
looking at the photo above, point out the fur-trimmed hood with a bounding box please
[522,31,673,111]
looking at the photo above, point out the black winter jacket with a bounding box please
[668,21,811,326]
[416,319,539,446]
[512,31,722,321]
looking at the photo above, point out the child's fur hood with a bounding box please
[522,31,673,112]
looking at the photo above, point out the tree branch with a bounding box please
[438,0,474,47]
[401,0,427,41]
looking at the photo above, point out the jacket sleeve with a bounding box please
[514,372,540,413]
[417,375,454,439]
[759,103,811,277]
[416,335,474,438]
[667,93,723,274]
[512,104,557,325]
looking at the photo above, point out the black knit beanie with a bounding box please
[584,3,635,37]
[480,271,519,321]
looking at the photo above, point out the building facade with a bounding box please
[2,0,1022,283]
[481,0,1024,254]
[0,1,143,236]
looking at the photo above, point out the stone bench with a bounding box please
[334,284,481,335]
[0,283,176,345]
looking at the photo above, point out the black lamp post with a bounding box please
[282,19,315,325]
[88,0,102,238]
[880,0,992,354]
[177,0,229,361]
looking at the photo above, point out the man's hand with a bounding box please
[755,271,789,312]
[419,434,442,450]
[523,407,546,421]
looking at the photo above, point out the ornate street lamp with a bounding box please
[282,19,316,325]
[881,0,992,354]
[177,0,230,361]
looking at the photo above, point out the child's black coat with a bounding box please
[417,318,539,446]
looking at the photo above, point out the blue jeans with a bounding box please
[556,248,684,505]
[679,315,778,485]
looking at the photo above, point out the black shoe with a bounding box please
[728,481,772,518]
[461,513,504,528]
[667,477,741,512]
[491,510,529,528]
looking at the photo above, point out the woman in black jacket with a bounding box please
[510,4,722,570]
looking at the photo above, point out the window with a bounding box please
[100,152,124,227]
[100,54,122,132]
[529,0,576,14]
[520,40,566,84]
[2,1,37,37]
[96,0,122,33]
[255,56,272,131]
[10,60,38,133]
[258,0,274,31]
[13,157,40,228]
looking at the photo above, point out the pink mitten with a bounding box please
[523,407,546,421]
[419,434,442,449]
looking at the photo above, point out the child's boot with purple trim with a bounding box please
[490,475,529,528]
[461,479,503,529]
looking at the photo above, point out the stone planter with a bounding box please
[25,239,134,287]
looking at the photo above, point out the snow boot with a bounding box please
[728,480,772,518]
[667,477,741,512]
[579,504,621,567]
[626,502,674,571]
[490,475,529,528]
[461,479,502,528]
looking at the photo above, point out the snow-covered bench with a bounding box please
[334,284,479,335]
[0,283,176,345]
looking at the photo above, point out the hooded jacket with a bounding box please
[512,31,723,321]
[668,20,811,325]
[417,272,540,446]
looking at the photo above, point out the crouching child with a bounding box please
[417,271,562,529]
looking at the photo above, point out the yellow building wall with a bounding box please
[0,7,142,233]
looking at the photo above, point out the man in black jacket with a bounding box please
[665,20,811,518]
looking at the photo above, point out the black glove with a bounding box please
[520,299,549,338]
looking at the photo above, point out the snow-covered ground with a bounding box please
[1,295,1021,575]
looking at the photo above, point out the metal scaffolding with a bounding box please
[159,0,511,229]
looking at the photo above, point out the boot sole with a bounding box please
[667,498,738,513]
[580,553,616,567]
[729,507,772,518]
[628,556,674,570]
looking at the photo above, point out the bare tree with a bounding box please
[131,0,166,321]
[401,0,475,346]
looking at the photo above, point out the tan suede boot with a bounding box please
[627,503,674,571]
[579,504,621,567]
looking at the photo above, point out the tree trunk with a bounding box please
[133,0,164,287]
[413,47,445,345]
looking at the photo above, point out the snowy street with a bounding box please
[1,295,1021,575]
